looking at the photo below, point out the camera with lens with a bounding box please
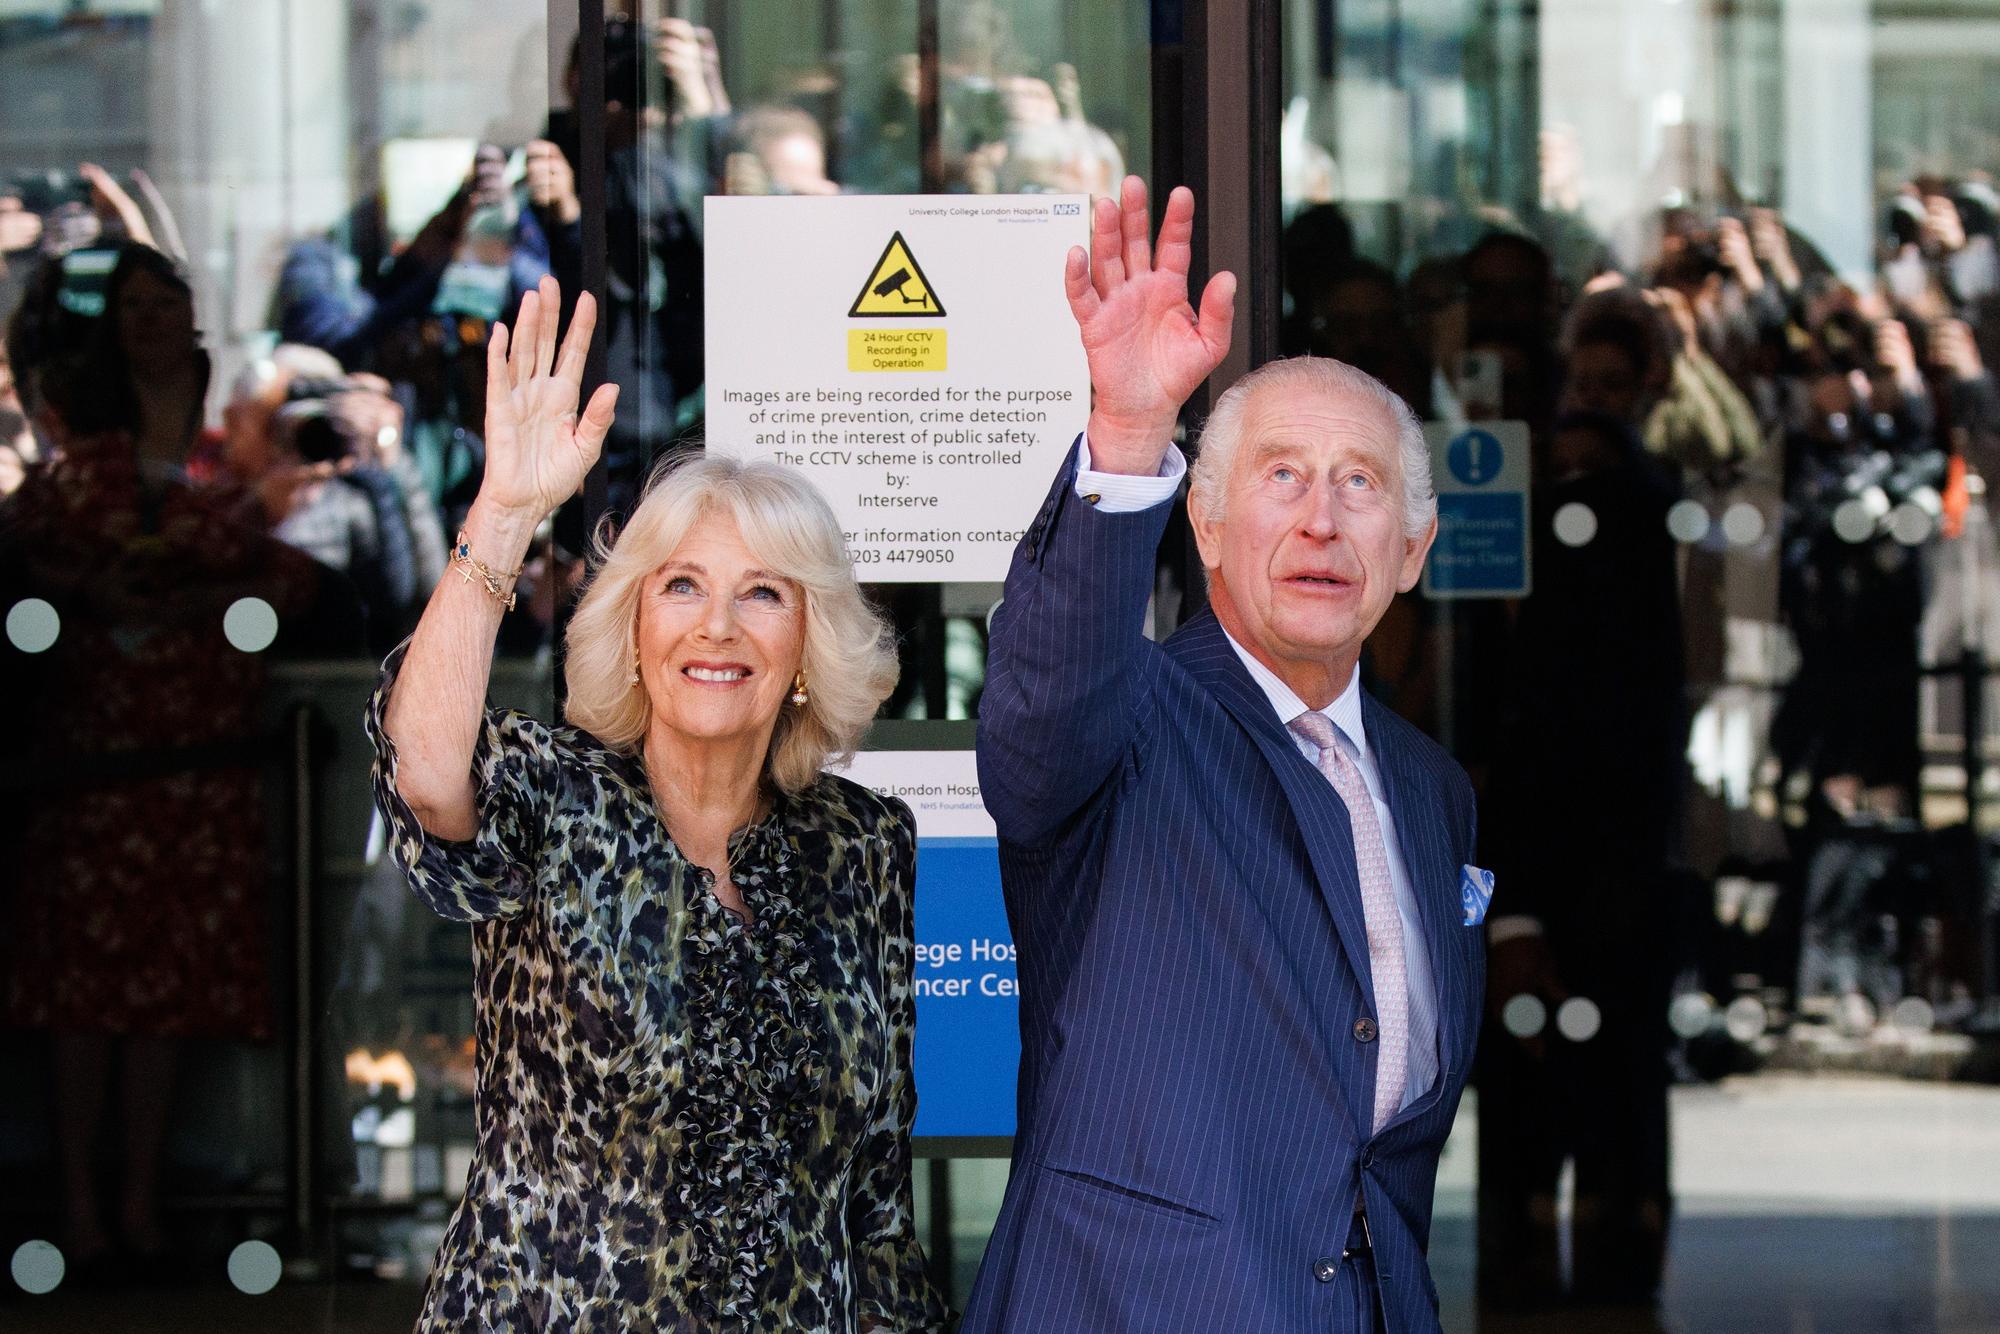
[1,168,90,216]
[1656,234,1725,290]
[273,374,366,465]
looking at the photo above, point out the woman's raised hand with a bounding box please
[1065,176,1235,473]
[480,276,619,518]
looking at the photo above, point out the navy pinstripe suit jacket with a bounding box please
[961,445,1483,1333]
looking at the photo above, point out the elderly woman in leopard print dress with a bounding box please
[369,277,947,1332]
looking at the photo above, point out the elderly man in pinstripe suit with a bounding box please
[962,177,1484,1333]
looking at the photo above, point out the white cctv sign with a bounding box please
[704,195,1090,581]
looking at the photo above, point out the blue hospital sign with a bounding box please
[909,838,1017,1137]
[1424,421,1531,599]
[834,750,1019,1141]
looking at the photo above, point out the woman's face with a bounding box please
[635,511,807,756]
[116,267,197,370]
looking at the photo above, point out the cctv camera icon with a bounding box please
[873,267,926,304]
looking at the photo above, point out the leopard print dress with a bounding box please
[367,650,948,1332]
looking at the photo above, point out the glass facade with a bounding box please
[1,1,1997,1329]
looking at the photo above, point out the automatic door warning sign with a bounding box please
[849,232,946,317]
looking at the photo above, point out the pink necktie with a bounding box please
[1289,710,1408,1133]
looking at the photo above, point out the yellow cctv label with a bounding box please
[848,328,946,372]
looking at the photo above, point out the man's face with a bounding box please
[759,133,834,196]
[1306,277,1403,378]
[222,372,290,480]
[1191,384,1435,699]
[1560,341,1646,426]
[1466,245,1550,331]
[116,268,197,372]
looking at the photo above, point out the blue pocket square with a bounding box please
[1461,865,1495,926]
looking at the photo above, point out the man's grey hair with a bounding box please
[1188,356,1435,540]
[997,121,1126,195]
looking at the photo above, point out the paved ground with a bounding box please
[1438,1075,2000,1334]
[1650,1076,2000,1334]
[7,1075,1998,1332]
[930,1075,2000,1332]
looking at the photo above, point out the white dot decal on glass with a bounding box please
[223,597,279,654]
[1668,993,1714,1040]
[228,1239,282,1295]
[1552,502,1598,548]
[1666,499,1710,544]
[1501,994,1547,1039]
[1720,503,1765,547]
[1890,997,1935,1034]
[1556,996,1602,1042]
[6,598,60,653]
[1724,995,1768,1043]
[1887,503,1933,547]
[1831,499,1875,544]
[11,1240,63,1295]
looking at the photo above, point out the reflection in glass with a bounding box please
[1281,1,2000,1324]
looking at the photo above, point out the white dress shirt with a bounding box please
[1074,438,1440,1109]
[1074,436,1188,511]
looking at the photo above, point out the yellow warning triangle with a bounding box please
[848,231,946,317]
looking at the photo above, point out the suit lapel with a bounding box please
[1363,693,1463,1077]
[1166,614,1378,1009]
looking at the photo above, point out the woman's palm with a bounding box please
[481,278,618,517]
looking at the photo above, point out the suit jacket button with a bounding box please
[1313,1257,1339,1283]
[1354,1017,1378,1043]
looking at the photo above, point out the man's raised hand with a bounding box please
[1066,176,1236,475]
[479,276,619,520]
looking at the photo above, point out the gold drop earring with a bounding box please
[790,671,809,706]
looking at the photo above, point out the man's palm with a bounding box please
[1081,268,1231,424]
[1065,178,1236,444]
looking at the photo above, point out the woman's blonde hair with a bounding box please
[563,453,899,793]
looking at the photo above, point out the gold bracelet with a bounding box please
[452,529,523,611]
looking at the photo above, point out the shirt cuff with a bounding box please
[1075,437,1187,513]
[1486,914,1544,946]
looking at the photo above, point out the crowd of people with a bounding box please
[0,9,1140,630]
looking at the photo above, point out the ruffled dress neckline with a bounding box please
[609,755,832,1323]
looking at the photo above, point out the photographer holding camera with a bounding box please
[224,347,446,652]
